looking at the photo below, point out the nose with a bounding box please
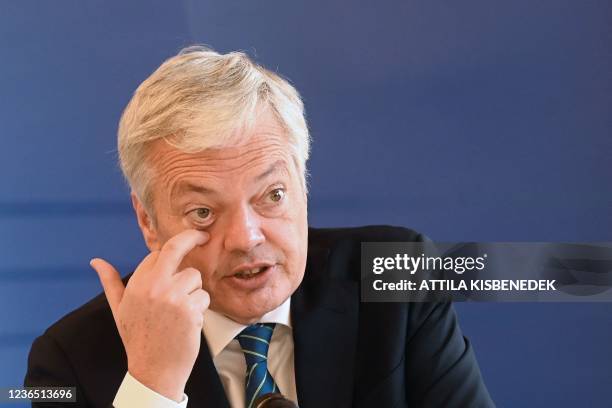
[223,203,265,253]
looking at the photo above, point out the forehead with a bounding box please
[146,114,297,197]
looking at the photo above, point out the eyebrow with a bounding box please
[171,159,290,198]
[254,159,290,183]
[173,183,214,197]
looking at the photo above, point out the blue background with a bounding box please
[1,1,611,406]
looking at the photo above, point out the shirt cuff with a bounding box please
[113,371,188,408]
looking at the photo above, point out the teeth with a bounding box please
[235,267,264,278]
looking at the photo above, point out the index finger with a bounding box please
[155,229,209,276]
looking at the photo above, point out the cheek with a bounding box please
[154,213,189,244]
[265,216,307,271]
[181,244,221,284]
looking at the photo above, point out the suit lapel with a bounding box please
[184,332,231,407]
[291,242,359,407]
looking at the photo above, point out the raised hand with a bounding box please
[90,229,210,402]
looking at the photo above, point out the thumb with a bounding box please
[90,258,125,321]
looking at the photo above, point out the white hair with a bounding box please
[117,45,310,210]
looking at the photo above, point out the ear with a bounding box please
[131,192,162,251]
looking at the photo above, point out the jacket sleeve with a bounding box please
[404,301,495,407]
[24,332,97,408]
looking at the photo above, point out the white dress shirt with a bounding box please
[113,297,297,408]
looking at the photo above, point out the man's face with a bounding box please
[136,110,308,324]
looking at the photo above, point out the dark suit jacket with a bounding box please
[25,226,494,407]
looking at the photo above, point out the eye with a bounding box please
[194,208,211,218]
[187,207,213,224]
[268,188,285,203]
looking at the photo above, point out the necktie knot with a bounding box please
[236,323,275,365]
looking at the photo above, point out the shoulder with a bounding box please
[25,286,127,404]
[29,278,128,378]
[42,289,121,352]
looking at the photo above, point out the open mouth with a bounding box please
[233,266,270,279]
[226,263,277,289]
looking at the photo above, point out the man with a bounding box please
[24,46,494,407]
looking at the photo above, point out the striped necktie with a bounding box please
[236,323,279,408]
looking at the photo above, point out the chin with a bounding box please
[225,308,271,325]
[220,291,287,324]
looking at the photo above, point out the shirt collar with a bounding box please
[202,297,292,359]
